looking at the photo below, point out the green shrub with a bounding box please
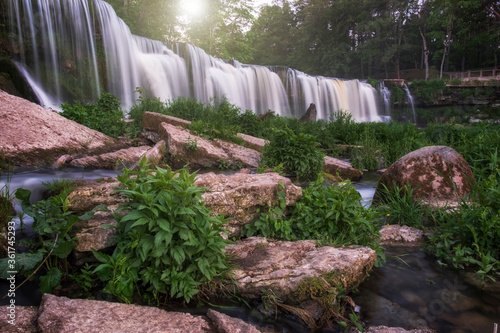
[260,127,324,180]
[60,93,126,138]
[93,159,229,304]
[244,177,385,266]
[291,178,382,252]
[0,184,102,294]
[374,183,429,228]
[408,79,446,105]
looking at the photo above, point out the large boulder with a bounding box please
[373,146,475,208]
[0,89,120,167]
[236,133,268,153]
[158,122,261,170]
[194,172,302,237]
[225,237,376,315]
[142,111,191,130]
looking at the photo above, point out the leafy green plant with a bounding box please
[60,93,126,138]
[260,127,324,180]
[93,158,230,304]
[184,137,198,151]
[291,178,383,260]
[42,178,77,198]
[0,185,102,294]
[243,181,292,240]
[245,176,385,265]
[69,263,95,296]
[374,183,428,228]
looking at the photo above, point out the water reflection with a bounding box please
[353,246,500,332]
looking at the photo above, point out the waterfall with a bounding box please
[403,84,417,124]
[7,0,385,122]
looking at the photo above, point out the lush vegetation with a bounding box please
[260,127,324,180]
[93,158,230,304]
[0,178,104,295]
[60,93,127,138]
[243,177,385,266]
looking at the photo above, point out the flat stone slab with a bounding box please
[70,146,151,169]
[379,225,425,245]
[0,306,39,333]
[37,294,215,333]
[0,300,273,333]
[225,237,376,303]
[323,156,363,181]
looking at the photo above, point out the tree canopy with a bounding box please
[107,0,500,79]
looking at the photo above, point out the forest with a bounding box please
[106,0,500,80]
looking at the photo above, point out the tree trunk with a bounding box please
[419,26,429,80]
[440,21,452,79]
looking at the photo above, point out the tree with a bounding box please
[248,2,295,66]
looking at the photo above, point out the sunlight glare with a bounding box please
[180,0,205,19]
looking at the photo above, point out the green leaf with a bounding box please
[52,241,75,259]
[39,267,62,294]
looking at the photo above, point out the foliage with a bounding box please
[375,183,429,228]
[291,178,383,260]
[426,150,500,283]
[0,182,102,294]
[128,94,244,145]
[244,176,385,266]
[260,127,324,180]
[408,80,447,105]
[60,93,127,138]
[93,158,229,304]
[242,181,292,240]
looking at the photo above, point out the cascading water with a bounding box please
[403,84,417,124]
[7,0,385,122]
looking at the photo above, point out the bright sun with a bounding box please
[180,0,205,19]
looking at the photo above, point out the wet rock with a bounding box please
[142,111,191,130]
[0,89,118,167]
[213,139,261,169]
[206,309,263,333]
[373,146,474,208]
[225,237,376,305]
[353,290,429,329]
[0,60,40,104]
[379,225,425,245]
[37,294,215,333]
[67,178,124,214]
[323,156,363,181]
[69,146,151,169]
[299,103,317,122]
[71,209,118,254]
[0,306,39,333]
[129,140,167,170]
[52,154,73,169]
[237,133,268,152]
[159,122,232,169]
[194,173,302,237]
